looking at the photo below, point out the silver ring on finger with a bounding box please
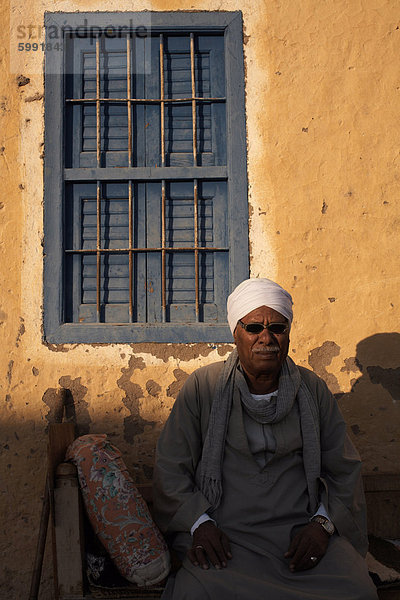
[310,556,318,563]
[194,545,204,550]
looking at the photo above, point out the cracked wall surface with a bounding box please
[1,0,400,598]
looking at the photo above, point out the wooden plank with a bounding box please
[48,423,76,485]
[363,474,400,539]
[48,423,77,600]
[54,463,85,599]
[46,321,232,344]
[43,60,65,341]
[366,491,400,538]
[363,474,400,493]
[224,12,249,290]
[377,589,400,600]
[44,11,240,33]
[64,166,227,180]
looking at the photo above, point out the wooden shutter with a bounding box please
[45,12,248,342]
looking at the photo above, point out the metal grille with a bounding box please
[65,33,227,323]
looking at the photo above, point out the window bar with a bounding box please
[96,37,102,323]
[67,246,227,254]
[127,37,133,168]
[160,34,165,169]
[127,37,134,322]
[160,34,166,322]
[96,38,101,167]
[190,33,197,166]
[190,33,200,321]
[67,96,226,104]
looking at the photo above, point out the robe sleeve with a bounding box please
[311,373,368,556]
[152,368,214,535]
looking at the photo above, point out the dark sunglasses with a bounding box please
[237,320,289,335]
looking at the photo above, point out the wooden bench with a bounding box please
[42,424,400,600]
[363,474,400,600]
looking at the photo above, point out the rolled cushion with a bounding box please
[66,434,170,586]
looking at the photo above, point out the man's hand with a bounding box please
[284,522,330,572]
[187,521,232,570]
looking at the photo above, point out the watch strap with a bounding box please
[311,515,335,536]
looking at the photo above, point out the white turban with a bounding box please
[227,278,293,334]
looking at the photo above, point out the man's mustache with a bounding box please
[252,346,280,353]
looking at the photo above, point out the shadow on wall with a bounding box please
[309,333,400,472]
[42,383,91,436]
[353,333,400,402]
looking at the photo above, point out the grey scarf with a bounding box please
[199,348,321,513]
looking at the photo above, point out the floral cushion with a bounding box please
[66,434,170,587]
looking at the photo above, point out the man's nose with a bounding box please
[257,327,275,343]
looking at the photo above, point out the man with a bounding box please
[153,278,378,599]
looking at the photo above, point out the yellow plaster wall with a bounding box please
[1,0,399,597]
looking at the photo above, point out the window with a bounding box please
[44,12,248,343]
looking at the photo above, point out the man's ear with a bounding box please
[232,326,238,345]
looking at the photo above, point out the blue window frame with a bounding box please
[44,12,248,343]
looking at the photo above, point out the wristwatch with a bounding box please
[311,515,335,536]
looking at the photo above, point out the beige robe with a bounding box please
[153,360,378,599]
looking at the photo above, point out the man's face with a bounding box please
[233,305,290,382]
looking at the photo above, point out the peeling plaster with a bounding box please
[166,368,190,399]
[44,342,74,352]
[117,356,155,443]
[340,357,361,374]
[146,379,161,397]
[0,97,9,112]
[126,343,233,362]
[15,318,25,347]
[6,360,14,385]
[308,341,341,394]
[125,356,146,371]
[42,342,233,361]
[16,75,30,87]
[24,93,43,103]
[351,424,365,436]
